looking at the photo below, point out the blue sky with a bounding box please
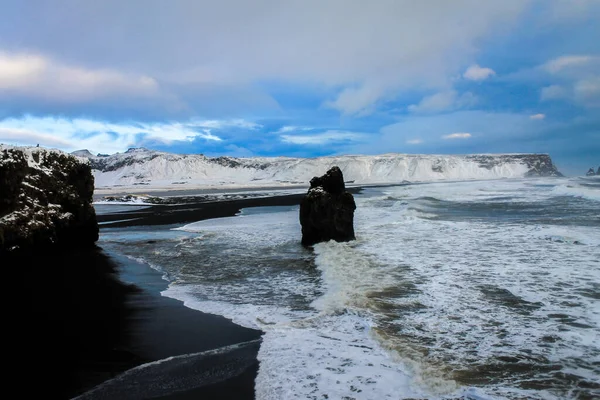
[0,0,598,175]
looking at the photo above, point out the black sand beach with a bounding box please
[11,188,366,399]
[10,242,262,400]
[12,191,335,399]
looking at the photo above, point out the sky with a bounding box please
[0,0,599,175]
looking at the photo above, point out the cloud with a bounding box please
[574,76,600,107]
[1,0,598,128]
[0,51,159,103]
[280,130,367,145]
[0,116,261,154]
[408,90,477,113]
[442,132,472,139]
[340,111,551,156]
[190,119,262,130]
[541,0,600,22]
[0,52,47,89]
[406,139,423,144]
[541,79,600,107]
[274,126,315,134]
[540,84,568,101]
[463,64,496,81]
[0,126,73,148]
[0,0,535,116]
[537,54,600,108]
[530,113,546,120]
[325,83,385,116]
[543,55,596,73]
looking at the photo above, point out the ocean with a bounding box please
[98,176,600,399]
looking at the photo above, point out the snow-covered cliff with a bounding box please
[76,148,562,191]
[0,145,98,254]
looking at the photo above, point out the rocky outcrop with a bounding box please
[0,146,98,255]
[586,168,596,176]
[299,166,356,246]
[597,166,600,175]
[466,154,562,177]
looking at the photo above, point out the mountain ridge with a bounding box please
[72,148,563,190]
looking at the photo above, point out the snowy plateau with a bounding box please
[73,148,563,193]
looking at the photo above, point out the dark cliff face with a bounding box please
[0,147,98,255]
[586,167,599,176]
[465,154,563,177]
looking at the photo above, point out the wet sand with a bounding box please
[10,187,362,399]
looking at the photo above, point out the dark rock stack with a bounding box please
[597,166,600,175]
[0,146,98,255]
[299,166,356,246]
[586,168,596,176]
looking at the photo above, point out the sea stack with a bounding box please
[0,146,98,255]
[586,168,596,176]
[299,166,356,246]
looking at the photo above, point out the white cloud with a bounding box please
[0,51,159,102]
[1,1,535,116]
[541,79,600,107]
[0,116,247,154]
[189,119,262,130]
[530,113,546,120]
[274,126,315,134]
[0,127,73,148]
[0,53,47,89]
[442,132,472,139]
[543,55,596,73]
[540,85,568,101]
[538,54,600,108]
[340,110,551,155]
[408,90,477,113]
[325,83,385,116]
[574,77,600,107]
[406,139,423,144]
[463,64,496,81]
[280,130,367,145]
[541,0,600,22]
[2,1,596,116]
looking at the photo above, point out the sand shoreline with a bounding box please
[10,186,361,398]
[73,248,263,399]
[78,189,339,398]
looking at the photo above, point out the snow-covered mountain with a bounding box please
[74,148,563,191]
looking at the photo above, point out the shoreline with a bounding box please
[77,190,333,398]
[73,249,263,400]
[8,241,262,400]
[95,187,364,228]
[10,186,358,398]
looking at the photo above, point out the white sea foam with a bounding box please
[347,179,600,398]
[100,177,600,399]
[164,205,462,399]
[176,206,300,247]
[551,183,600,202]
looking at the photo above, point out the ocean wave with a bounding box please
[74,340,262,400]
[551,184,600,202]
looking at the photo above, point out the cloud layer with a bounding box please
[0,51,158,102]
[0,0,599,174]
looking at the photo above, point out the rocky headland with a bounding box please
[0,146,98,255]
